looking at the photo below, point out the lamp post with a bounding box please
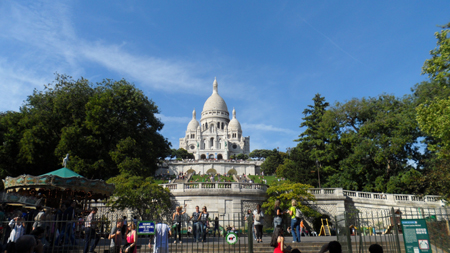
[316,159,321,188]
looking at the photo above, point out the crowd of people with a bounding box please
[0,201,90,252]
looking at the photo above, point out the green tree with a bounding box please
[0,74,170,179]
[236,153,248,160]
[170,148,194,159]
[249,149,275,159]
[322,95,423,192]
[417,23,450,158]
[262,180,320,219]
[277,94,331,187]
[261,149,284,175]
[107,174,172,220]
[422,22,450,84]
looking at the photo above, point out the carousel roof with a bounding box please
[2,168,115,203]
[41,167,83,178]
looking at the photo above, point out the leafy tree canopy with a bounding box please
[261,149,285,175]
[322,94,423,192]
[262,180,320,219]
[170,148,194,160]
[249,149,276,159]
[0,74,170,179]
[107,174,172,220]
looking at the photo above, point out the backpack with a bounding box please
[295,208,302,219]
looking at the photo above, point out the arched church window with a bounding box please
[205,123,208,129]
[217,122,220,129]
[221,122,224,129]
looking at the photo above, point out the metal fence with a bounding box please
[335,207,450,253]
[0,212,252,253]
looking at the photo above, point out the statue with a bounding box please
[225,141,227,147]
[62,154,69,168]
[197,142,199,148]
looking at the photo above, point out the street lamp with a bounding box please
[315,159,321,188]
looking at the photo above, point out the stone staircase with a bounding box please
[164,241,406,253]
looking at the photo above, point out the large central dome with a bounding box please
[202,78,229,113]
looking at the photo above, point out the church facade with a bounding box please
[179,78,250,160]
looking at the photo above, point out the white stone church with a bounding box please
[179,78,250,160]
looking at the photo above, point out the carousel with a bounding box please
[2,167,114,209]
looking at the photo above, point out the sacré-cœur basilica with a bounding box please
[179,77,250,161]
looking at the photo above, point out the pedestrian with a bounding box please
[7,216,25,250]
[109,218,123,253]
[200,206,209,242]
[149,221,172,253]
[369,244,383,253]
[245,209,256,240]
[189,206,201,242]
[274,200,283,228]
[124,223,137,253]
[83,207,100,253]
[122,216,128,238]
[57,201,76,245]
[172,204,186,244]
[32,206,46,230]
[15,235,36,253]
[253,204,264,243]
[288,199,301,243]
[318,241,342,253]
[270,227,286,253]
[213,217,220,237]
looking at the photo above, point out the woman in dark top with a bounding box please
[172,204,187,244]
[274,200,283,228]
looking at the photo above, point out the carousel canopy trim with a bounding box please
[41,167,83,178]
[3,172,114,198]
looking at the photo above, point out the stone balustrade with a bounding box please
[159,159,263,167]
[309,188,441,204]
[160,182,268,194]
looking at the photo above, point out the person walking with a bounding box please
[172,204,186,244]
[288,199,301,243]
[108,218,123,253]
[253,204,264,243]
[213,217,220,237]
[200,206,209,242]
[149,221,172,253]
[273,200,284,228]
[189,206,201,242]
[83,207,100,253]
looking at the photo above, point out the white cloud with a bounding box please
[0,0,214,113]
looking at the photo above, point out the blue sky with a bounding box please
[0,1,449,151]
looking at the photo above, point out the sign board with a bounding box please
[400,219,431,253]
[226,231,238,245]
[138,221,155,235]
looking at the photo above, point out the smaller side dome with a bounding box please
[228,108,241,131]
[187,109,200,131]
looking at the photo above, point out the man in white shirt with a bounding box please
[149,222,172,253]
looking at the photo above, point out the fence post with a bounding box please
[247,214,253,253]
[391,208,402,253]
[344,211,352,253]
